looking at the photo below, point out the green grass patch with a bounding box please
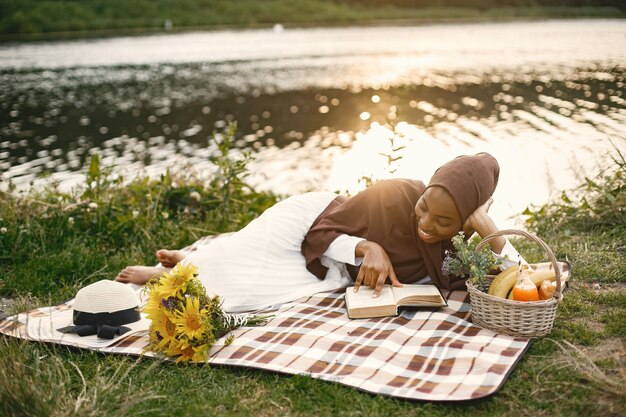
[551,320,603,346]
[0,338,160,417]
[601,310,626,339]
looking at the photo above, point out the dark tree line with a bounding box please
[333,0,626,10]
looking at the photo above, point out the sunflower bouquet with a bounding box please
[142,262,271,363]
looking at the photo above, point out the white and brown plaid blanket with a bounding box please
[0,235,532,401]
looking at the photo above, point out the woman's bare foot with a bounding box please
[156,249,186,268]
[115,266,166,285]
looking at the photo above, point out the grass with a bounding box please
[0,131,625,416]
[0,0,624,41]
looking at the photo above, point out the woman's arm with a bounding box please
[463,198,506,254]
[464,198,532,270]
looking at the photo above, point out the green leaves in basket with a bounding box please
[442,232,504,287]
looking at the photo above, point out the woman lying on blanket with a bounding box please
[115,152,523,312]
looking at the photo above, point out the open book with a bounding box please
[344,284,447,319]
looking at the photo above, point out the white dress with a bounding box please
[182,192,354,313]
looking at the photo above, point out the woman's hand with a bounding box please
[462,197,506,254]
[354,240,403,297]
[463,197,493,235]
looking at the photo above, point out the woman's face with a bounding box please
[414,186,462,244]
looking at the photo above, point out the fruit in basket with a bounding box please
[538,280,557,300]
[489,266,558,299]
[487,265,518,295]
[511,267,540,301]
[490,265,530,298]
[489,266,523,298]
[528,270,558,286]
[507,276,563,300]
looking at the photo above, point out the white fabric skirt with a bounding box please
[182,192,353,313]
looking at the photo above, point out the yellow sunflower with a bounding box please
[170,297,207,340]
[143,293,166,321]
[157,262,197,299]
[150,310,177,349]
[165,339,208,363]
[171,262,198,281]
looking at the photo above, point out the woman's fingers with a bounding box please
[464,197,495,232]
[389,267,403,288]
[354,268,365,292]
[357,267,403,297]
[355,269,376,291]
[373,266,403,297]
[474,198,493,215]
[476,197,493,214]
[373,271,388,297]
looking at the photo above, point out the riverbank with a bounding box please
[0,126,624,415]
[1,2,624,42]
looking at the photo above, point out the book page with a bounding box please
[345,285,395,309]
[391,285,445,305]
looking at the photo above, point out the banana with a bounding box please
[528,270,557,287]
[491,268,523,298]
[488,265,518,295]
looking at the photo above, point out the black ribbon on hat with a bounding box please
[57,307,141,340]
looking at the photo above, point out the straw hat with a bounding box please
[26,280,150,349]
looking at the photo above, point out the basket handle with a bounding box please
[475,229,562,299]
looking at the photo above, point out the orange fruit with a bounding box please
[512,283,540,302]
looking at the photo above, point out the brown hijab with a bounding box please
[301,153,500,290]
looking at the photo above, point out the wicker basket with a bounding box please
[466,229,566,338]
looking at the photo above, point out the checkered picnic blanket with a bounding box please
[0,235,532,401]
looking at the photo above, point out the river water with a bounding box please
[1,19,625,227]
